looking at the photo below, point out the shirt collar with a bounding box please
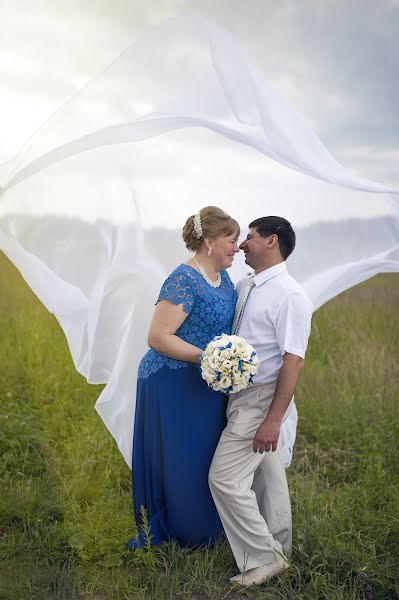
[253,262,287,287]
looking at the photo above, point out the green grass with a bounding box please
[0,252,398,600]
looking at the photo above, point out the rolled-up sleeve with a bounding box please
[274,292,313,358]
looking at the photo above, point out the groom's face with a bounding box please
[239,228,268,268]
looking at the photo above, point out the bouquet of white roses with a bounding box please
[200,334,259,394]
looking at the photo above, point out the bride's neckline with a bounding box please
[183,262,222,288]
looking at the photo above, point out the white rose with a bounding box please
[219,366,230,378]
[221,359,233,371]
[230,345,240,357]
[220,375,232,389]
[207,355,222,370]
[241,362,252,371]
[232,365,242,377]
[203,368,217,383]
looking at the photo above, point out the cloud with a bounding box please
[97,0,398,187]
[165,0,399,181]
[0,0,397,185]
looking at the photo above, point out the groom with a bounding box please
[209,216,313,587]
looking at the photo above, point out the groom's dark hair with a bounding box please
[249,216,296,260]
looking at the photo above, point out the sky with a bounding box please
[0,0,398,228]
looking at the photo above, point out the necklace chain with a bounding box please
[193,257,222,288]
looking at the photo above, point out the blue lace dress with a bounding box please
[129,264,237,548]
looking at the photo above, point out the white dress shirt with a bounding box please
[235,262,313,384]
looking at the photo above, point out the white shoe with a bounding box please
[229,557,289,588]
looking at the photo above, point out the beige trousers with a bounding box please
[209,381,292,572]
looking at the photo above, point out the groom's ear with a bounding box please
[266,233,278,248]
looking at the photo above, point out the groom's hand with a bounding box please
[253,417,281,453]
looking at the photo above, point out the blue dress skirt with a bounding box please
[128,264,237,548]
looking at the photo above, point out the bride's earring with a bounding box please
[208,247,212,257]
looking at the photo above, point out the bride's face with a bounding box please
[211,231,240,270]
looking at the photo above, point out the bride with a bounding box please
[130,205,240,548]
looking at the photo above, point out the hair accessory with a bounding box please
[193,213,203,239]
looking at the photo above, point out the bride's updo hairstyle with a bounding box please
[182,206,240,252]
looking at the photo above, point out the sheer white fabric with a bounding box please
[0,15,398,468]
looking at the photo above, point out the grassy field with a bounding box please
[0,252,398,600]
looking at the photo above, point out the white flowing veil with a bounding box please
[0,15,398,469]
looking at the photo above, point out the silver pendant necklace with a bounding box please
[193,256,221,288]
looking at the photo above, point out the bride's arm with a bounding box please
[147,299,202,363]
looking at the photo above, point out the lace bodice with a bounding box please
[138,264,237,379]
